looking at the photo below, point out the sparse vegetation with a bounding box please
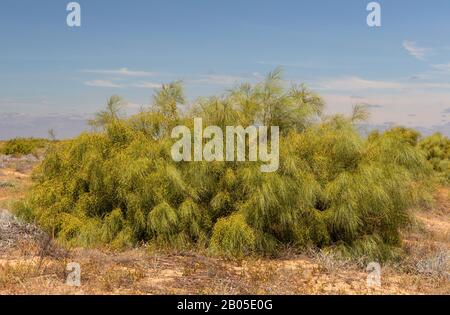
[0,138,49,156]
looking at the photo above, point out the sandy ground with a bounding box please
[0,160,448,295]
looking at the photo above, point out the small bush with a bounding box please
[210,213,256,257]
[1,138,49,156]
[418,133,450,183]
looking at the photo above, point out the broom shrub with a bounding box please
[418,133,450,183]
[15,70,435,260]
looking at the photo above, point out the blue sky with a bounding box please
[1,0,450,138]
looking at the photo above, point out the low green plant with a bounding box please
[1,138,49,156]
[418,133,450,183]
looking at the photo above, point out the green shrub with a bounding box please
[369,127,421,147]
[210,213,256,257]
[371,129,450,184]
[418,133,450,183]
[15,70,433,259]
[1,138,49,156]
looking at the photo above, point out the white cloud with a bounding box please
[0,112,92,140]
[256,61,310,68]
[187,72,268,86]
[190,74,248,86]
[418,82,450,89]
[431,63,450,73]
[84,80,162,89]
[82,67,156,77]
[402,41,432,60]
[131,81,162,89]
[84,80,122,88]
[315,76,450,92]
[322,92,450,127]
[316,76,450,127]
[316,76,404,91]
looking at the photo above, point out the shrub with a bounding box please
[369,127,421,146]
[371,129,450,184]
[1,138,49,156]
[15,71,433,259]
[210,213,256,257]
[418,133,450,183]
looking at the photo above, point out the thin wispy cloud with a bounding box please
[317,76,404,91]
[189,72,269,86]
[81,68,157,77]
[131,82,162,89]
[418,82,450,89]
[256,61,310,68]
[81,70,254,89]
[316,76,450,92]
[432,63,450,73]
[188,74,249,86]
[84,80,162,89]
[256,61,340,70]
[0,112,91,140]
[322,92,450,127]
[402,40,432,60]
[84,80,123,88]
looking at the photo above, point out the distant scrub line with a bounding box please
[13,69,449,260]
[0,138,50,156]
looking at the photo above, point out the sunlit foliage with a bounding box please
[15,70,434,260]
[419,133,450,183]
[0,138,49,156]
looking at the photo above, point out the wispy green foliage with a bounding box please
[419,133,450,183]
[15,71,434,260]
[153,81,185,120]
[88,95,125,128]
[210,213,256,257]
[369,127,421,146]
[370,128,450,184]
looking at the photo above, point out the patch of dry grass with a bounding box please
[0,239,448,295]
